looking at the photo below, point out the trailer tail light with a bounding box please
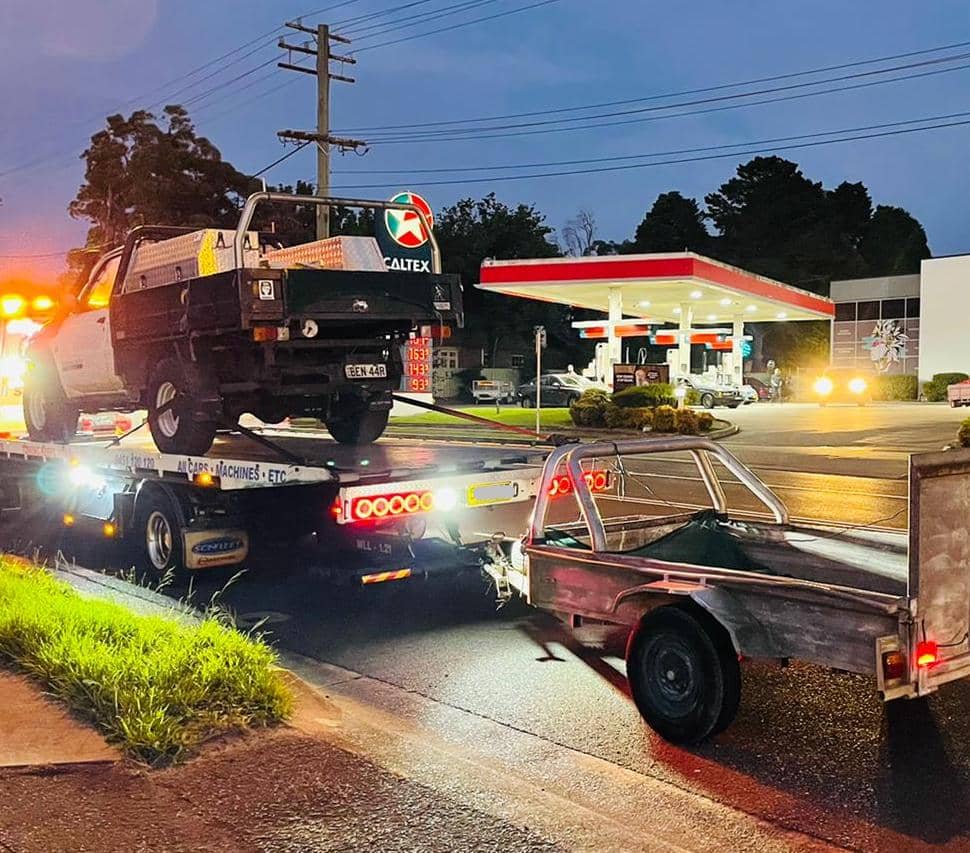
[882,650,906,681]
[916,640,939,668]
[253,326,290,342]
[548,470,612,498]
[351,490,435,522]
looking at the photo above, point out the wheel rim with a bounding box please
[645,634,700,720]
[145,510,173,571]
[27,389,47,430]
[155,381,180,438]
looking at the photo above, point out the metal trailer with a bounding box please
[0,429,546,586]
[481,436,970,743]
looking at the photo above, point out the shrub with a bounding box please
[959,418,970,448]
[604,404,653,431]
[652,405,677,433]
[924,372,969,403]
[684,389,701,406]
[569,388,610,428]
[870,374,919,401]
[675,407,699,435]
[612,383,675,409]
[697,411,715,432]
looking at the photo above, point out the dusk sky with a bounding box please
[1,0,968,280]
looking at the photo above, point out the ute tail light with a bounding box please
[916,640,939,668]
[548,470,611,498]
[350,490,435,522]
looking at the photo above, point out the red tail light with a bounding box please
[916,640,938,668]
[351,490,435,522]
[548,471,611,498]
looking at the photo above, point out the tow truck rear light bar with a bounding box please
[351,490,435,521]
[548,470,611,498]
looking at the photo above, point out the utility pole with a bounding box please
[278,20,366,239]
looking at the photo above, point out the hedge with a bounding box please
[612,383,676,409]
[924,372,970,403]
[870,374,919,401]
[960,417,970,448]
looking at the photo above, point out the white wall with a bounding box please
[919,255,970,382]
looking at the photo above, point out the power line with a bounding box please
[353,0,563,53]
[334,108,970,174]
[333,0,439,29]
[336,37,970,133]
[346,0,504,40]
[330,113,970,189]
[358,58,970,145]
[358,49,970,140]
[253,140,314,178]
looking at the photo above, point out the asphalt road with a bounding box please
[4,402,970,851]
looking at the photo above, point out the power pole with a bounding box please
[278,21,366,239]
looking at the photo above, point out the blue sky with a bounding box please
[2,0,969,278]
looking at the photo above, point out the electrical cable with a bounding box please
[346,0,504,40]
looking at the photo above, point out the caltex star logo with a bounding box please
[385,191,434,249]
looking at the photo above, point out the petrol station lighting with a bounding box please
[746,305,758,312]
[720,297,732,306]
[777,312,787,319]
[690,290,702,299]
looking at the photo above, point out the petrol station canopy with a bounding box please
[478,252,834,323]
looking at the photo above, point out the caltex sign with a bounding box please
[376,191,435,272]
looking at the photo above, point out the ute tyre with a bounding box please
[701,393,715,409]
[147,358,218,455]
[627,605,741,744]
[326,407,389,445]
[23,360,79,443]
[134,488,185,578]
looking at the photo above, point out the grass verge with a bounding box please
[391,407,573,429]
[0,557,291,764]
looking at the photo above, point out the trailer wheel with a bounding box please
[147,358,218,455]
[325,407,389,445]
[135,489,185,577]
[627,605,741,744]
[23,360,79,443]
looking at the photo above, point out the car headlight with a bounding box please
[813,377,834,396]
[848,377,867,395]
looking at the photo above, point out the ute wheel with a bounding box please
[23,359,79,443]
[325,407,389,445]
[134,487,185,578]
[626,605,741,744]
[700,393,715,409]
[147,358,218,455]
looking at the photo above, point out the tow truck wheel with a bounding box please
[700,393,715,409]
[23,361,79,443]
[134,488,185,577]
[627,605,741,744]
[147,359,218,456]
[325,407,389,445]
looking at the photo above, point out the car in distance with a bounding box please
[811,368,871,406]
[517,373,586,407]
[743,376,771,401]
[675,375,743,409]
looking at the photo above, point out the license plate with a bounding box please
[345,364,388,380]
[467,481,518,507]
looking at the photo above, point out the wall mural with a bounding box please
[865,320,909,373]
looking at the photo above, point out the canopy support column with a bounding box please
[676,303,692,377]
[607,288,623,366]
[731,315,744,385]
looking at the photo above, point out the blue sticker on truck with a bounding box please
[192,537,245,556]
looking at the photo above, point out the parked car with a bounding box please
[743,376,771,401]
[517,373,586,407]
[471,379,516,404]
[811,367,871,406]
[675,375,743,409]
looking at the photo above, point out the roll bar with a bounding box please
[528,436,789,552]
[234,191,442,273]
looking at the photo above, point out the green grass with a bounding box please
[0,557,291,764]
[392,406,574,429]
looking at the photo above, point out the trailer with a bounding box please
[0,424,547,585]
[480,436,970,743]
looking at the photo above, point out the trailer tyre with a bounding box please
[147,358,218,455]
[325,407,389,445]
[627,605,740,744]
[135,488,185,577]
[23,359,79,443]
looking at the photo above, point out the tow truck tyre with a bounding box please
[134,488,185,577]
[23,362,79,443]
[626,605,741,744]
[700,393,715,409]
[325,407,389,445]
[147,358,218,456]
